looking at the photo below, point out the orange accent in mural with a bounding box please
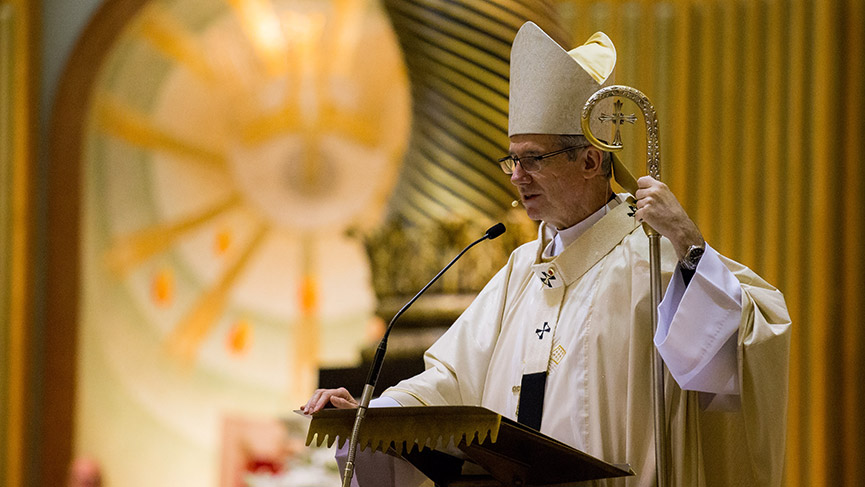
[227,319,252,355]
[215,229,232,255]
[152,268,174,306]
[298,275,317,314]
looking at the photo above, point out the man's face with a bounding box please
[508,134,597,229]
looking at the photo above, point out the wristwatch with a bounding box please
[680,244,705,271]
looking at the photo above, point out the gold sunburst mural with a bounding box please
[81,1,408,483]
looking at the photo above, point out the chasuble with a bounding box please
[381,196,791,487]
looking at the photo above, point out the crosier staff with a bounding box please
[581,85,669,487]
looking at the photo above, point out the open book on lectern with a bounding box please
[305,405,634,486]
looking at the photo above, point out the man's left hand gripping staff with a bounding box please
[633,175,705,260]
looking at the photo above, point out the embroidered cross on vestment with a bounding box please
[535,322,551,340]
[540,270,556,288]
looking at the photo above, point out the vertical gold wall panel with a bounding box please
[0,6,13,487]
[560,0,863,483]
[665,4,689,201]
[809,1,838,484]
[762,0,783,286]
[649,2,672,191]
[841,3,864,484]
[779,2,811,485]
[739,1,761,268]
[696,2,719,243]
[1,1,35,487]
[716,4,737,256]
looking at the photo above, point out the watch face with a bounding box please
[685,246,704,267]
[80,0,410,462]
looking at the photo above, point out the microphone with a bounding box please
[485,222,506,239]
[340,222,507,487]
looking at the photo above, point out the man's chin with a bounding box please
[522,203,543,221]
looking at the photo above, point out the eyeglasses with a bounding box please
[497,145,589,175]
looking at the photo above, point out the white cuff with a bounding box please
[370,396,401,408]
[655,244,742,394]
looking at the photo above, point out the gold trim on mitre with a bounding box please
[508,22,616,138]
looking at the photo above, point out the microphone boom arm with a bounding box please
[341,222,506,487]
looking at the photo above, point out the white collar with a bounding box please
[543,194,625,258]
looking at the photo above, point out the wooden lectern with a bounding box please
[306,406,633,486]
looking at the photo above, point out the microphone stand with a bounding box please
[340,223,506,487]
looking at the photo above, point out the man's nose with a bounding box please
[510,161,531,184]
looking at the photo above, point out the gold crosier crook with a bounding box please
[581,85,671,487]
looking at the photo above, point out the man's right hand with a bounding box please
[300,387,358,415]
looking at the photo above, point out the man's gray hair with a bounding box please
[558,134,613,179]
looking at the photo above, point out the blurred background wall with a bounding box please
[1,0,863,486]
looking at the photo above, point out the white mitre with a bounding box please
[509,21,616,138]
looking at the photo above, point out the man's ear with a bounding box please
[582,147,605,178]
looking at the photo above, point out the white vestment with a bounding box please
[356,195,790,486]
